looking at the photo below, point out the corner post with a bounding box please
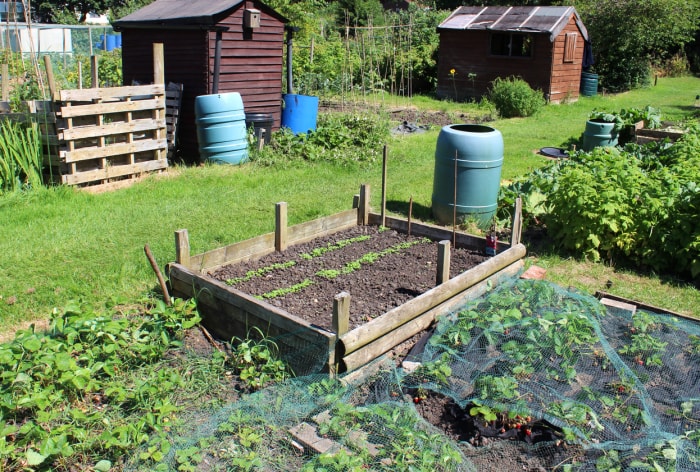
[357,184,370,225]
[436,240,450,285]
[175,229,190,268]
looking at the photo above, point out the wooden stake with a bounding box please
[175,229,190,268]
[436,240,450,285]
[43,56,57,100]
[144,244,171,306]
[276,202,288,252]
[510,196,523,246]
[153,43,165,86]
[90,55,99,88]
[358,184,370,225]
[381,144,387,227]
[1,64,8,101]
[407,196,413,236]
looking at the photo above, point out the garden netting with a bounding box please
[126,278,700,471]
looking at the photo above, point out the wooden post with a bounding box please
[78,61,83,89]
[43,56,57,100]
[175,229,191,268]
[1,64,8,101]
[510,197,523,246]
[381,145,387,226]
[153,43,165,86]
[357,184,370,225]
[408,196,413,236]
[333,292,351,336]
[276,202,288,252]
[90,55,99,88]
[436,240,450,285]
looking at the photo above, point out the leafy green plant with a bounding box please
[226,261,297,285]
[228,327,292,390]
[0,119,43,192]
[488,76,545,118]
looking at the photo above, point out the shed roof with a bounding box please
[438,6,587,42]
[114,0,287,28]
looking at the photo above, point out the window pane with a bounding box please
[511,34,532,57]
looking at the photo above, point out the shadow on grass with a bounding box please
[386,199,433,222]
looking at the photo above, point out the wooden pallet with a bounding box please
[55,84,168,188]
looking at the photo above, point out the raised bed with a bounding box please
[167,186,526,375]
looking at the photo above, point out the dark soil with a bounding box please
[210,225,489,332]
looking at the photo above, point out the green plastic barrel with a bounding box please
[580,71,598,97]
[195,92,248,164]
[582,119,618,152]
[431,124,503,227]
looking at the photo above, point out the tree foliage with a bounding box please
[573,0,700,92]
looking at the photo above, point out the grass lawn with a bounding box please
[1,76,699,335]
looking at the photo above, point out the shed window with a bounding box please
[490,33,532,57]
[564,33,577,63]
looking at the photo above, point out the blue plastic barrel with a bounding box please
[195,92,249,165]
[113,34,122,49]
[281,94,318,134]
[582,119,618,152]
[105,34,116,51]
[580,71,598,97]
[431,124,504,227]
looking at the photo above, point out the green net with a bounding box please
[126,279,700,471]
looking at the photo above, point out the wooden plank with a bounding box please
[340,244,527,356]
[60,138,167,162]
[61,159,167,186]
[58,97,165,118]
[595,290,690,320]
[59,117,165,140]
[196,233,277,273]
[286,209,358,246]
[342,260,525,372]
[58,84,165,102]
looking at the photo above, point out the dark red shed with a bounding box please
[114,0,288,159]
[436,6,590,104]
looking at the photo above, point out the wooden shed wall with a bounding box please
[209,1,285,128]
[436,16,585,103]
[121,29,210,159]
[548,17,584,103]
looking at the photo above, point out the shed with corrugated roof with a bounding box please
[436,5,591,103]
[114,0,288,160]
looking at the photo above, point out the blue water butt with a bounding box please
[582,119,618,152]
[105,34,116,51]
[113,34,122,49]
[431,124,504,227]
[281,94,318,134]
[195,92,249,165]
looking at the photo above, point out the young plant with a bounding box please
[228,327,292,390]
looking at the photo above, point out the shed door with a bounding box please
[564,32,577,63]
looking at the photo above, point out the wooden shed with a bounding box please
[436,6,590,103]
[114,0,288,160]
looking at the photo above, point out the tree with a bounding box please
[34,0,129,23]
[573,0,700,92]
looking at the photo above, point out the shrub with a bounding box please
[249,111,389,167]
[515,126,700,280]
[488,76,545,118]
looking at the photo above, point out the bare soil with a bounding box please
[209,225,488,332]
